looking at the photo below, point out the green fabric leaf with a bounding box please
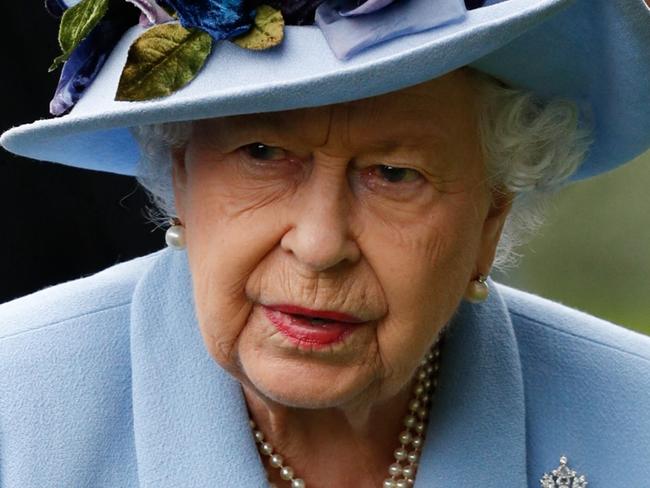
[115,23,213,102]
[232,4,284,50]
[50,0,110,71]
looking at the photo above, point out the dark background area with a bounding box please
[1,1,163,303]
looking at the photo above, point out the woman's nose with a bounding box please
[280,167,361,272]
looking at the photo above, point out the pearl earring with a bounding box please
[165,218,186,250]
[465,274,489,303]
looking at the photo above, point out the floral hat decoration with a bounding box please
[1,0,649,179]
[46,0,469,114]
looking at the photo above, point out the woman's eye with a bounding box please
[243,142,287,161]
[371,165,422,184]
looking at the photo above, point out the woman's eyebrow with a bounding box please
[220,112,451,153]
[225,115,297,138]
[367,142,450,168]
[219,117,330,149]
[207,119,283,146]
[356,130,449,155]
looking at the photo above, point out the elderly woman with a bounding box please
[1,0,649,486]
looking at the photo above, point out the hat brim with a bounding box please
[1,0,649,179]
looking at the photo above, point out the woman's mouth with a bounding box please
[261,304,366,347]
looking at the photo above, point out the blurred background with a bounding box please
[493,153,650,336]
[1,1,648,336]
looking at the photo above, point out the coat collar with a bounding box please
[130,249,527,487]
[419,283,528,486]
[129,249,268,487]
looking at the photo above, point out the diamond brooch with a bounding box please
[540,456,588,488]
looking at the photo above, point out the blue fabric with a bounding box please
[315,0,467,59]
[164,0,255,40]
[1,0,649,180]
[1,248,649,486]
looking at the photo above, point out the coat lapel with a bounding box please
[416,283,528,487]
[130,249,527,487]
[129,249,267,487]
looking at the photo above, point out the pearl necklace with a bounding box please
[249,337,443,488]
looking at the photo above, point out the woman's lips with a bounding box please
[266,304,365,323]
[262,304,366,347]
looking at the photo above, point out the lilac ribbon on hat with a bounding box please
[314,0,467,60]
[337,0,395,16]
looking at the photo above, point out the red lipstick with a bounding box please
[267,305,365,323]
[262,304,366,347]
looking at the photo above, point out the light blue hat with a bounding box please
[1,0,649,180]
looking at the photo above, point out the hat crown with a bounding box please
[2,0,649,180]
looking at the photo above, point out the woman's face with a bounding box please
[172,69,510,410]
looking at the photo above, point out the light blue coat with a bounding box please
[1,248,649,487]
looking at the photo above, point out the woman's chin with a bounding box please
[243,361,376,410]
[237,331,379,409]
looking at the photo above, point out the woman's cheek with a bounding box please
[186,241,255,366]
[370,207,476,356]
[185,205,295,371]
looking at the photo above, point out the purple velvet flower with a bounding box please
[164,0,256,40]
[126,0,174,26]
[50,1,138,115]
